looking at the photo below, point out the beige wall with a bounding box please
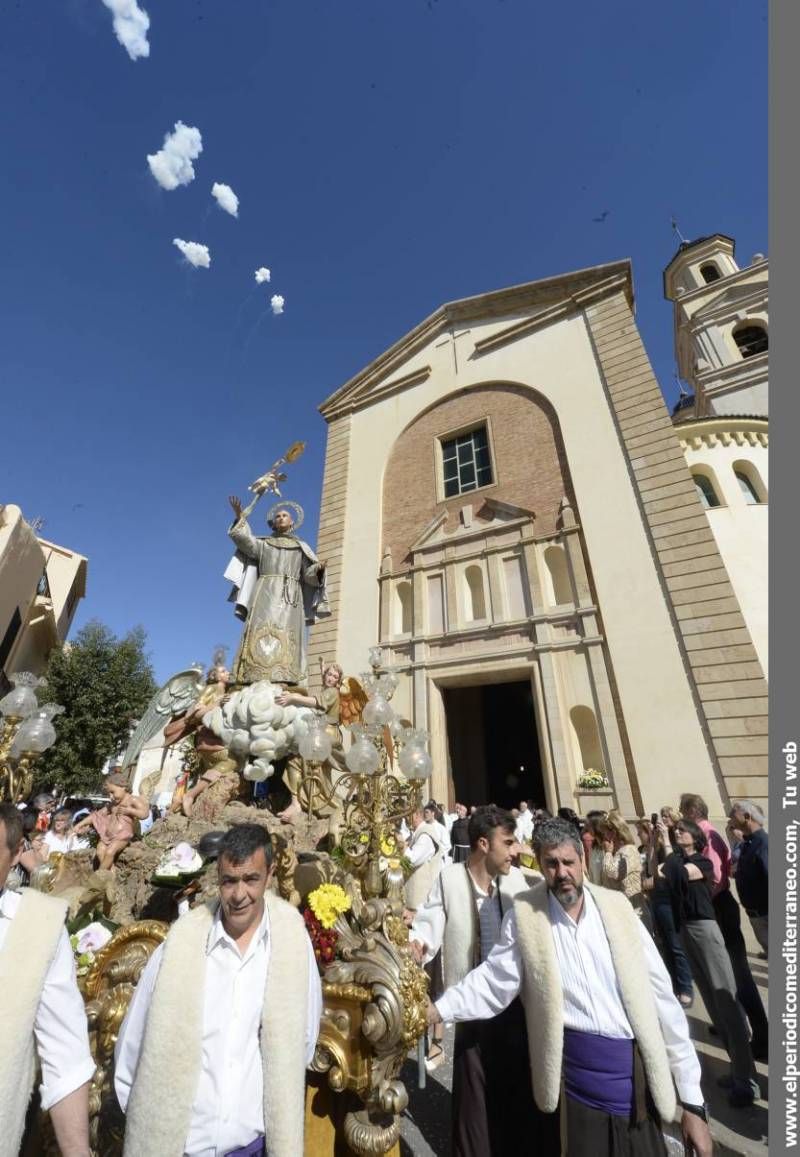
[680,423,768,673]
[0,504,87,680]
[312,280,731,818]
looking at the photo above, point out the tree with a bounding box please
[33,620,157,796]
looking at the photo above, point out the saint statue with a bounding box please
[225,495,330,686]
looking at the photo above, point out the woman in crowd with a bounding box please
[6,808,46,887]
[598,810,645,915]
[43,807,89,856]
[644,811,695,1006]
[660,817,757,1108]
[581,810,606,883]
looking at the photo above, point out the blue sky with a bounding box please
[1,0,767,684]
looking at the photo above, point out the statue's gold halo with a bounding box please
[267,499,304,531]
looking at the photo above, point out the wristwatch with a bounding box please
[680,1101,709,1123]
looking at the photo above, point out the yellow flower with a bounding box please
[308,883,352,930]
[380,835,396,856]
[359,832,370,845]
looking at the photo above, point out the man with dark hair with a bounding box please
[411,805,535,1155]
[428,818,712,1157]
[679,793,768,1059]
[0,803,94,1156]
[115,823,322,1157]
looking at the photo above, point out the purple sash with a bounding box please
[563,1028,634,1118]
[224,1138,265,1157]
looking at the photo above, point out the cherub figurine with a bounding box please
[275,663,367,823]
[73,771,149,870]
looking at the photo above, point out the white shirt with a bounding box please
[436,887,703,1104]
[406,829,438,868]
[0,889,95,1110]
[515,811,534,843]
[411,867,508,965]
[115,902,322,1157]
[44,830,89,855]
[433,820,451,854]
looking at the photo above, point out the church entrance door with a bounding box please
[441,678,545,811]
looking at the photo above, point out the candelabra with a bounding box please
[0,673,63,803]
[297,649,432,906]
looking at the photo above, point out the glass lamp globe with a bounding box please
[299,722,332,763]
[0,672,39,720]
[9,711,58,757]
[345,736,380,776]
[363,694,394,728]
[398,745,433,780]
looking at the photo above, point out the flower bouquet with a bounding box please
[68,918,116,976]
[304,883,352,971]
[576,768,610,791]
[152,841,205,886]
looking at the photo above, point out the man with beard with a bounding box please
[428,818,712,1157]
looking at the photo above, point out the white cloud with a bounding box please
[173,239,211,269]
[270,295,285,315]
[254,267,271,284]
[100,0,150,60]
[211,182,239,218]
[147,122,203,191]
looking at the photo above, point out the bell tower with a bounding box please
[664,234,768,420]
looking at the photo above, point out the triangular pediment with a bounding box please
[408,499,535,554]
[320,261,632,420]
[690,277,768,323]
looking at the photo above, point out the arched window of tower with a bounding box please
[543,545,572,606]
[733,322,768,359]
[691,469,723,510]
[699,262,722,284]
[464,564,487,621]
[733,462,767,505]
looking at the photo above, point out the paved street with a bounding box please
[399,927,769,1156]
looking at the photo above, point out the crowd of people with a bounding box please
[0,784,768,1157]
[400,792,768,1155]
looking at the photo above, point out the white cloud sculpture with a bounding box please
[211,182,239,218]
[147,122,203,191]
[270,295,285,315]
[173,239,211,269]
[254,267,271,284]
[100,0,150,60]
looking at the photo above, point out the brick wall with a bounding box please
[381,384,572,566]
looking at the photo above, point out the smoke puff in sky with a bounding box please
[100,0,150,60]
[173,239,211,268]
[147,122,203,190]
[254,267,271,283]
[270,295,285,315]
[211,182,239,217]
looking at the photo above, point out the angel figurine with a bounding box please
[275,663,367,823]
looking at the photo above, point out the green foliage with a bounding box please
[34,620,157,796]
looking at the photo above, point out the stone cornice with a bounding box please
[676,416,768,450]
[472,272,631,357]
[319,261,633,420]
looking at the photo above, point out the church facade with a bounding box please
[309,246,768,822]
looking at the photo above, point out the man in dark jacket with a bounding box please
[729,800,768,956]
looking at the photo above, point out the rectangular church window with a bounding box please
[441,426,493,497]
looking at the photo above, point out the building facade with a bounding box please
[0,504,87,689]
[309,252,768,821]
